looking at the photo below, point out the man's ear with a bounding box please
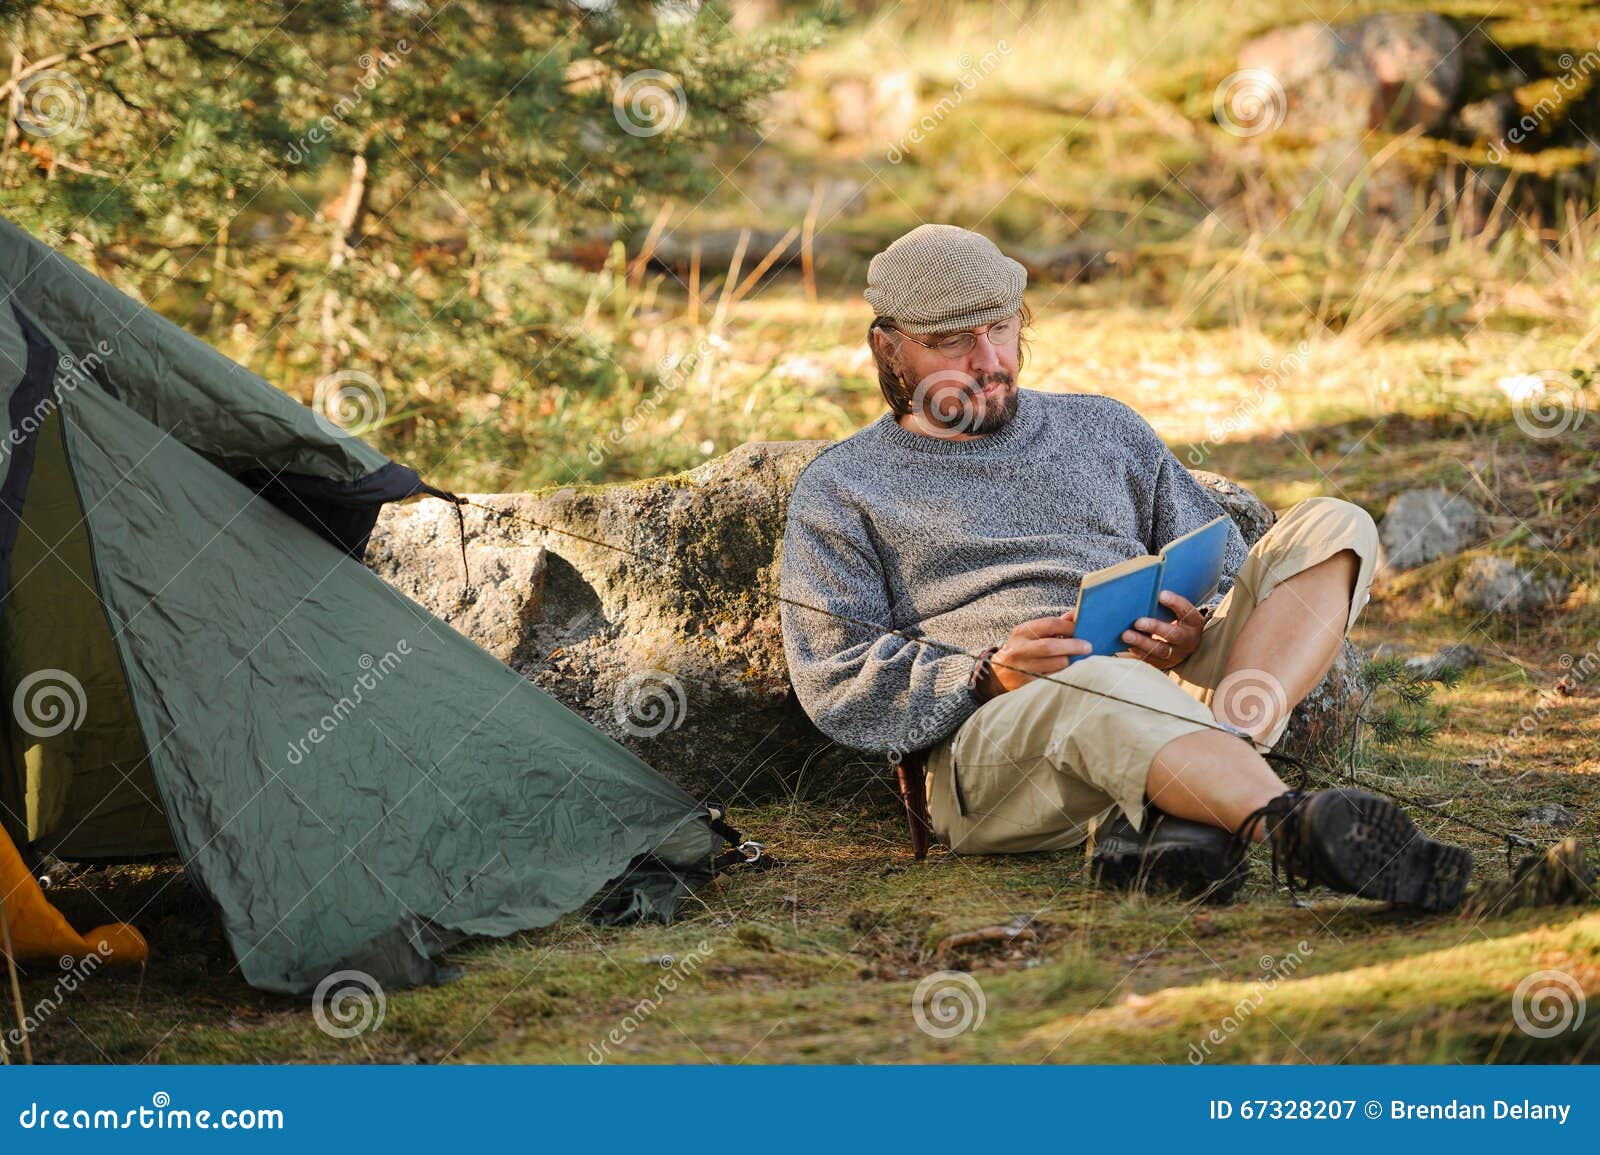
[872,327,902,373]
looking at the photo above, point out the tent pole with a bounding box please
[0,900,31,1063]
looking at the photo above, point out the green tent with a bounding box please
[0,217,721,993]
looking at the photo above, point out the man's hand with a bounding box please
[979,612,1092,699]
[1120,590,1205,670]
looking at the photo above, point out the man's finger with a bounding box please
[1013,612,1078,641]
[1119,629,1169,657]
[1011,636,1092,660]
[1024,611,1075,639]
[1124,641,1177,669]
[1133,613,1200,648]
[991,651,1078,682]
[1157,590,1204,625]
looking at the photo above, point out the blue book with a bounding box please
[1069,515,1231,662]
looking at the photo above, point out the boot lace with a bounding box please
[1234,790,1315,898]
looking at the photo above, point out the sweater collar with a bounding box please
[871,387,1043,455]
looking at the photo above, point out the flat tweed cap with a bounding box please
[864,223,1027,333]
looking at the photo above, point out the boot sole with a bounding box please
[1314,793,1473,912]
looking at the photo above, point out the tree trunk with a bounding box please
[320,151,369,377]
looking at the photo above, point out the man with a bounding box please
[779,223,1471,910]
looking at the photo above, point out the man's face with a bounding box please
[892,313,1022,436]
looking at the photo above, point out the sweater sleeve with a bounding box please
[778,475,980,756]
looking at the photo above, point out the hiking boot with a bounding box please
[1236,788,1473,912]
[1089,809,1250,903]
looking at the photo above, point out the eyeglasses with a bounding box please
[887,313,1020,360]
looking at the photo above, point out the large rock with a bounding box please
[371,442,830,804]
[1453,555,1567,615]
[1236,13,1465,139]
[369,442,1358,800]
[1378,487,1481,572]
[1231,13,1481,232]
[1188,469,1275,544]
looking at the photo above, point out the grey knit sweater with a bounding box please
[778,388,1248,755]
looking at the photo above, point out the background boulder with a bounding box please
[1453,555,1568,615]
[369,442,1360,800]
[1379,487,1483,572]
[1236,12,1465,139]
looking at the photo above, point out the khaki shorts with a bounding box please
[926,497,1379,855]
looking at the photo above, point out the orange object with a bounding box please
[0,827,147,966]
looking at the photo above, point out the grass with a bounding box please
[7,0,1600,1066]
[16,774,1600,1063]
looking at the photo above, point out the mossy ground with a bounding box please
[18,769,1600,1064]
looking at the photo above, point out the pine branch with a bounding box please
[1352,655,1450,763]
[0,26,227,102]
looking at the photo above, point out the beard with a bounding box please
[916,371,1019,435]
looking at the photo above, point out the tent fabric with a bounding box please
[0,305,167,858]
[4,392,166,857]
[0,217,721,993]
[0,221,388,482]
[237,462,457,558]
[0,220,441,562]
[0,290,56,599]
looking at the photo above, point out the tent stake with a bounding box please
[0,900,32,1063]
